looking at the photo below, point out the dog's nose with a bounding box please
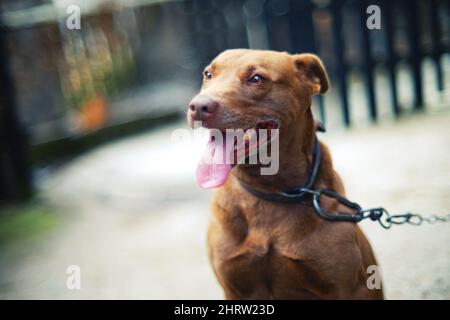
[188,95,218,121]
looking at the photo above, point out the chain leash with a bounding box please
[299,188,450,229]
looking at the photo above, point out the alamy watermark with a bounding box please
[367,5,381,30]
[366,265,382,290]
[66,5,81,30]
[66,265,81,290]
[172,121,280,175]
[63,4,381,31]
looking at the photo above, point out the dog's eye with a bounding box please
[248,74,264,84]
[204,70,212,80]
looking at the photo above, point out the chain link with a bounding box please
[303,187,450,229]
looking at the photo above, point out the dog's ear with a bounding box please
[292,53,329,95]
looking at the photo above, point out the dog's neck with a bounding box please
[233,112,318,193]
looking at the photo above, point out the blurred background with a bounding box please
[0,0,449,299]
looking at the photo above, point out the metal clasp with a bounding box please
[311,188,363,222]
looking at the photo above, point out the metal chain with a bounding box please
[300,188,450,229]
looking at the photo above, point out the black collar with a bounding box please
[238,134,322,204]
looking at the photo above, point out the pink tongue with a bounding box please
[196,138,232,189]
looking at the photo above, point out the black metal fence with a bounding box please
[1,0,449,201]
[183,0,450,125]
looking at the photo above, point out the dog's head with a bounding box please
[187,49,329,188]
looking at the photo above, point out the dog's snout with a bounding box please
[188,95,218,121]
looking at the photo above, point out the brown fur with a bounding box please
[188,49,384,299]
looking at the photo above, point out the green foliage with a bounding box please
[0,203,59,247]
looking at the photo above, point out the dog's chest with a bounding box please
[210,216,340,298]
[212,230,337,298]
[209,197,360,298]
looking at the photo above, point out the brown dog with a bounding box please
[187,49,383,299]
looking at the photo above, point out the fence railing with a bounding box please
[183,0,450,126]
